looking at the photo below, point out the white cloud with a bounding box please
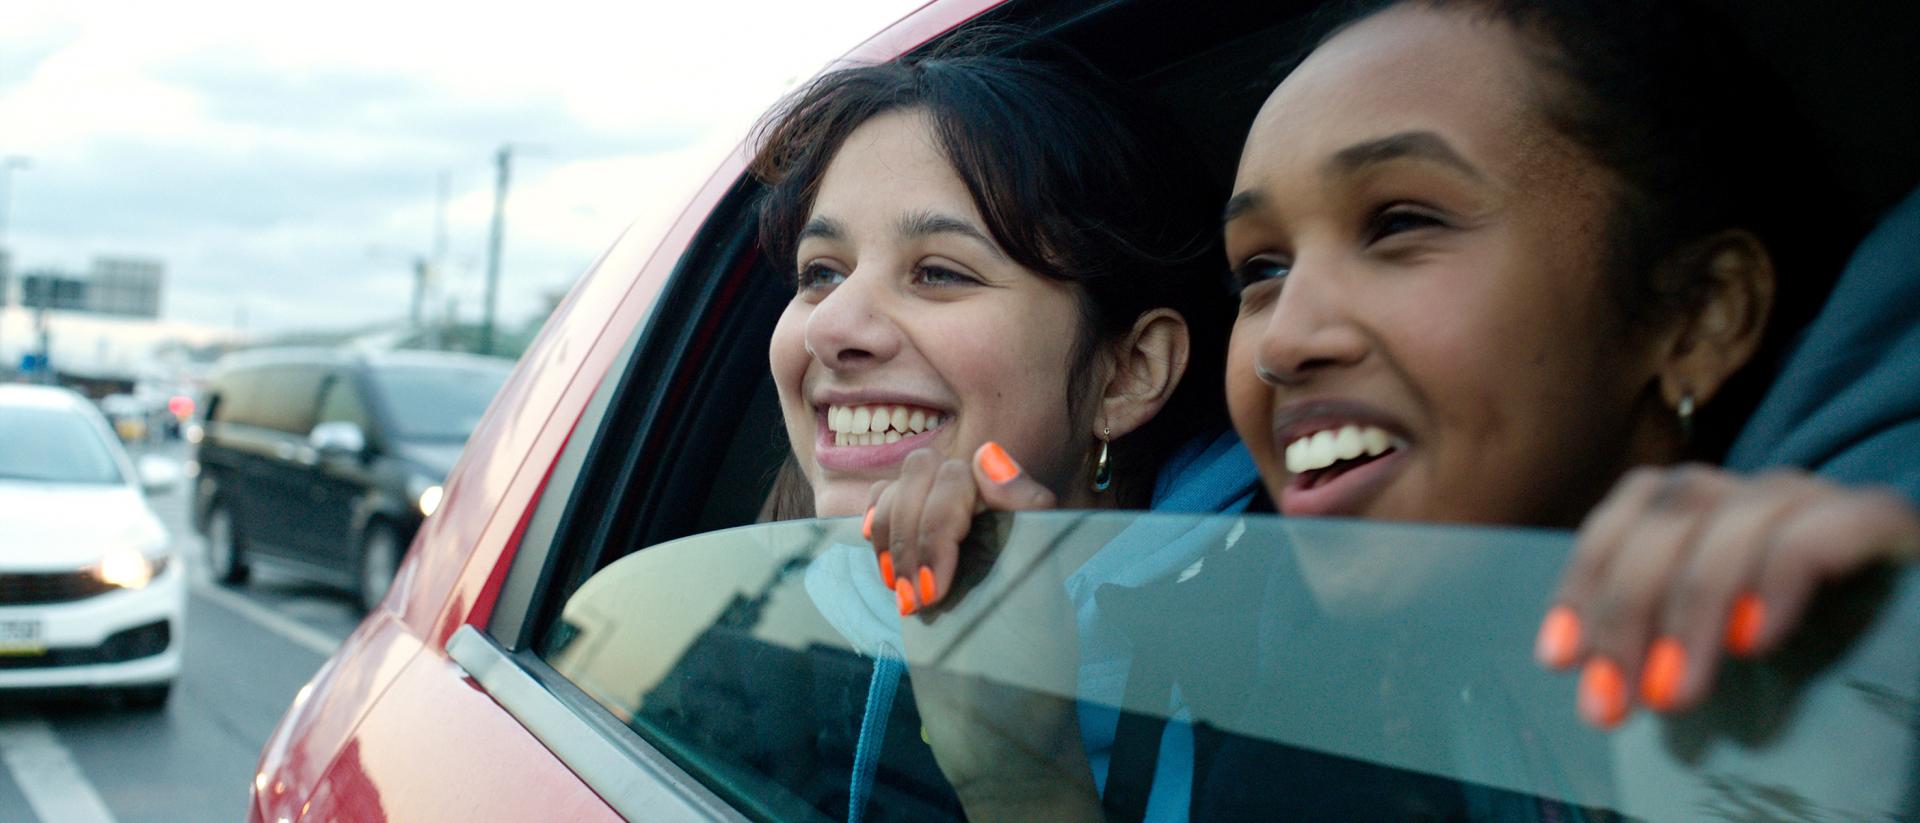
[0,0,924,335]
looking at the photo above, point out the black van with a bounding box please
[191,348,513,610]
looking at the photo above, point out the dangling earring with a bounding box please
[1092,426,1113,493]
[1676,392,1696,444]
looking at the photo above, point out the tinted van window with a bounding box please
[368,363,511,441]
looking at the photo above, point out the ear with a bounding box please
[1654,231,1776,411]
[1097,308,1190,439]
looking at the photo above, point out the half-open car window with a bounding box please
[538,511,1920,821]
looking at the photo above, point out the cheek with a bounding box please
[1224,321,1271,451]
[769,305,815,441]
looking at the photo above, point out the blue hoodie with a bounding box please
[1726,187,1920,501]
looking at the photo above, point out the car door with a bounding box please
[292,367,379,574]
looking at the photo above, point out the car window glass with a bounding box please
[0,406,124,485]
[315,372,373,433]
[539,511,1920,822]
[367,363,511,441]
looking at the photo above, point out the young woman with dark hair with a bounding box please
[1204,0,1919,816]
[750,37,1261,820]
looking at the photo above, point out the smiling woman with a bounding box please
[1221,0,1920,759]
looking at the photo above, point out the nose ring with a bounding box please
[1254,362,1287,387]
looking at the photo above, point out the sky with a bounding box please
[0,0,926,338]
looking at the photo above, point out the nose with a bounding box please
[1254,256,1369,386]
[804,268,902,371]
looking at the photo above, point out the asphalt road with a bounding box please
[0,440,366,823]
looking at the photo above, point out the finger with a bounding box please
[885,450,943,614]
[1582,466,1732,722]
[973,442,1059,512]
[913,458,980,610]
[866,480,893,585]
[1649,472,1820,711]
[1539,467,1670,670]
[1750,487,1920,656]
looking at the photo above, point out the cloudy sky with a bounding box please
[0,0,923,337]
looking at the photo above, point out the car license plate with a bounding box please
[0,620,45,655]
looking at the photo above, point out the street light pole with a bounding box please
[481,146,511,356]
[0,156,32,371]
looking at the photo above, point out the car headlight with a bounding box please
[408,475,444,518]
[95,545,168,589]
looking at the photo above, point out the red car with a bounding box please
[251,1,1920,820]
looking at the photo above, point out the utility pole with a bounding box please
[0,156,31,371]
[481,146,511,356]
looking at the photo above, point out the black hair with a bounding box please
[751,32,1233,507]
[1290,0,1858,460]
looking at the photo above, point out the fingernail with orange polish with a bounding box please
[1639,638,1687,711]
[895,578,916,616]
[918,566,937,605]
[978,442,1020,485]
[1535,606,1582,669]
[1579,658,1629,729]
[877,550,894,587]
[1725,593,1765,657]
[862,507,875,540]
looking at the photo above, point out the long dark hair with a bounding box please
[1293,0,1858,460]
[751,33,1234,510]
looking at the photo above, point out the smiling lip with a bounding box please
[1269,399,1412,517]
[810,392,952,474]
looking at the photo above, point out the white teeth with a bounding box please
[824,403,950,441]
[1334,426,1363,460]
[1362,427,1389,456]
[1283,424,1400,474]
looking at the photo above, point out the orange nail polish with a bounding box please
[877,551,894,586]
[895,578,916,616]
[918,566,937,604]
[1579,658,1628,729]
[1535,606,1582,669]
[1725,593,1765,657]
[862,507,875,540]
[1639,638,1687,711]
[977,442,1020,485]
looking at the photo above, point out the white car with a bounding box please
[0,384,186,708]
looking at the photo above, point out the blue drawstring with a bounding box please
[848,652,904,823]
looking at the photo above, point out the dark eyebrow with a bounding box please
[1328,131,1485,181]
[1222,191,1267,225]
[897,210,1008,262]
[799,216,845,242]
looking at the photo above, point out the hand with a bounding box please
[1536,464,1920,728]
[864,442,1058,615]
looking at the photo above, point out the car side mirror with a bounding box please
[309,421,367,458]
[136,454,184,496]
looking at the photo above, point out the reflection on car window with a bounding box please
[541,512,1920,822]
[0,406,124,485]
[368,365,510,441]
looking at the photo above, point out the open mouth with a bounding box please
[824,403,948,446]
[1285,424,1403,490]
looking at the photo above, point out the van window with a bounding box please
[250,365,329,435]
[316,371,374,434]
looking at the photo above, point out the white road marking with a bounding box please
[0,718,118,823]
[189,581,344,658]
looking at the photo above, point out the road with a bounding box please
[0,440,365,823]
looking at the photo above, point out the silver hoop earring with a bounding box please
[1677,392,1696,444]
[1092,427,1113,493]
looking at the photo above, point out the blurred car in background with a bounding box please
[99,393,155,443]
[0,384,186,709]
[192,348,513,611]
